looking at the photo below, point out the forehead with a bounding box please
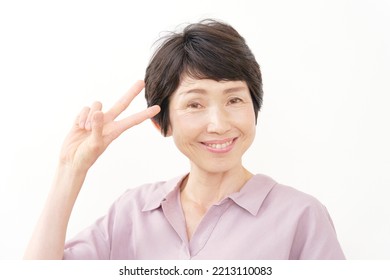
[174,76,249,96]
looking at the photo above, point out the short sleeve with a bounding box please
[63,201,117,260]
[289,201,346,259]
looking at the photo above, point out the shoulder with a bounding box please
[250,175,344,259]
[253,174,328,216]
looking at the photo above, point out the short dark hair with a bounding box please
[144,19,263,136]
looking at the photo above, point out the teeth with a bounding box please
[206,140,233,149]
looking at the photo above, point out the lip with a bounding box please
[201,137,237,153]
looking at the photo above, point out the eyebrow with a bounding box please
[179,86,247,95]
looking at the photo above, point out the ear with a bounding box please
[151,119,172,137]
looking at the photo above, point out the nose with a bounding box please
[206,106,232,134]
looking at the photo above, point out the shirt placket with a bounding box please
[188,199,231,258]
[161,191,191,259]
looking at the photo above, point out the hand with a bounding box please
[59,80,160,172]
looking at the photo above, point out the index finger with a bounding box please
[105,80,145,121]
[106,105,161,143]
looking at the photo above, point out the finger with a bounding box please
[85,101,103,130]
[109,105,160,140]
[105,80,145,121]
[75,106,90,129]
[91,111,104,144]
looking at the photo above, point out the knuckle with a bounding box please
[89,142,103,154]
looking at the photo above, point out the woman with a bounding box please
[24,19,345,259]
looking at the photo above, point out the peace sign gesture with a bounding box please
[59,80,160,172]
[24,81,160,260]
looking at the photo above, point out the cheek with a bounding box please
[233,107,256,127]
[236,110,257,144]
[169,115,197,146]
[170,110,206,132]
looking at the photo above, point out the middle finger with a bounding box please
[104,80,145,122]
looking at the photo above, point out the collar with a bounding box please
[227,174,277,216]
[142,175,186,212]
[142,173,277,216]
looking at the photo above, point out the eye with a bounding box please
[187,102,203,109]
[228,97,243,105]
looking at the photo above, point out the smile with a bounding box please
[205,140,233,149]
[201,138,236,153]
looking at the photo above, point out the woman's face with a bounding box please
[168,76,256,174]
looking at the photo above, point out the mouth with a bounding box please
[201,138,237,153]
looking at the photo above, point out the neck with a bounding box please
[180,164,253,209]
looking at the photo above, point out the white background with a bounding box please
[0,0,389,259]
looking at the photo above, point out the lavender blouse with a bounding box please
[63,174,345,259]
